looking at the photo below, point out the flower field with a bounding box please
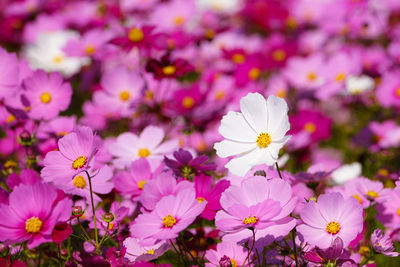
[1,0,400,266]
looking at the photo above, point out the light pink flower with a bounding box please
[130,189,206,240]
[297,192,363,249]
[205,241,248,267]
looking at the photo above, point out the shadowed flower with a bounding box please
[371,229,399,257]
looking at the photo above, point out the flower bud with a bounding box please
[72,206,83,216]
[102,212,114,223]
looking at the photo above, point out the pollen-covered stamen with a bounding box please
[128,28,144,42]
[197,197,206,203]
[85,45,96,55]
[138,148,151,157]
[326,221,341,234]
[173,16,184,26]
[232,53,245,64]
[137,180,146,189]
[273,49,286,62]
[395,87,400,98]
[243,215,258,225]
[162,214,177,228]
[73,175,86,189]
[40,92,52,104]
[53,55,63,63]
[162,65,176,75]
[25,216,43,233]
[335,72,346,82]
[307,72,317,81]
[248,68,261,80]
[72,156,87,170]
[119,91,130,101]
[146,248,155,255]
[181,165,193,178]
[353,194,363,204]
[397,208,400,216]
[182,96,195,109]
[366,190,379,198]
[304,122,316,133]
[256,132,271,148]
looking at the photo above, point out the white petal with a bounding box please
[219,111,257,142]
[267,136,290,160]
[214,140,257,158]
[240,92,268,133]
[266,95,289,136]
[270,114,290,140]
[224,148,267,176]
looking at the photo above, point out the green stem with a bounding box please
[275,162,283,179]
[76,217,95,246]
[291,228,299,267]
[244,228,256,266]
[85,171,99,254]
[99,223,109,247]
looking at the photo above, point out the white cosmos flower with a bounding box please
[24,31,89,77]
[214,92,291,176]
[345,75,375,95]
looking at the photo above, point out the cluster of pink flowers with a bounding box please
[1,0,400,266]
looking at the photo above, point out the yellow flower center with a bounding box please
[353,194,363,204]
[162,65,176,75]
[231,259,238,267]
[366,191,379,198]
[359,246,370,256]
[243,215,258,225]
[137,180,146,189]
[397,208,400,216]
[326,221,341,234]
[85,45,96,55]
[128,28,144,42]
[256,132,271,148]
[4,160,17,169]
[138,148,151,157]
[145,90,154,100]
[25,216,43,233]
[73,175,86,189]
[204,29,215,39]
[232,53,245,64]
[162,214,177,228]
[146,248,155,255]
[215,91,225,100]
[174,16,184,26]
[53,56,63,63]
[276,89,286,98]
[182,96,195,109]
[6,114,16,123]
[396,88,400,98]
[108,222,115,230]
[307,72,317,81]
[377,169,389,177]
[272,49,286,62]
[119,91,130,101]
[40,92,52,104]
[335,72,346,82]
[248,68,261,80]
[304,122,316,133]
[72,156,87,170]
[197,197,206,203]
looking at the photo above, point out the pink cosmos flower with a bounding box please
[368,120,400,151]
[139,173,194,211]
[215,176,297,244]
[0,182,72,249]
[23,70,72,120]
[205,241,248,267]
[92,66,144,117]
[0,47,20,100]
[297,192,363,249]
[376,71,400,108]
[149,0,196,31]
[123,237,169,262]
[41,126,100,182]
[7,169,40,190]
[194,175,230,220]
[130,188,206,240]
[63,29,112,59]
[36,116,77,140]
[114,158,163,201]
[109,125,179,170]
[376,186,400,230]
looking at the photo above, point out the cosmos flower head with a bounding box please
[214,92,291,176]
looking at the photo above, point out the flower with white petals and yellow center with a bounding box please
[214,93,291,176]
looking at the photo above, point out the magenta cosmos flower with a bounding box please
[0,182,72,249]
[0,47,20,100]
[41,126,99,182]
[297,192,363,249]
[371,229,399,257]
[215,176,297,243]
[130,189,206,240]
[23,70,72,120]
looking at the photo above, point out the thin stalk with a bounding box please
[76,217,94,245]
[99,223,110,247]
[244,228,256,266]
[291,229,299,267]
[85,171,99,254]
[275,162,283,179]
